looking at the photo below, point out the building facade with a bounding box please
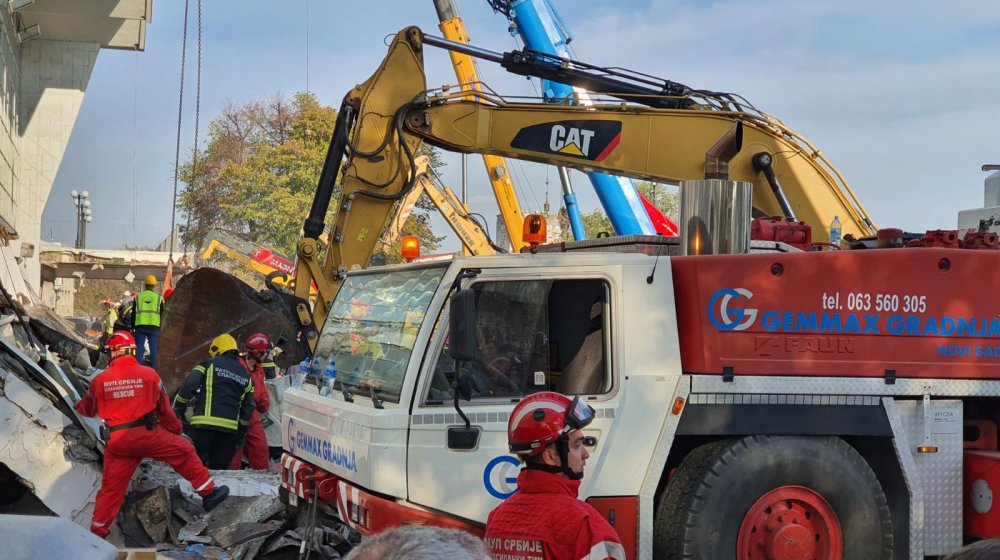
[0,0,151,302]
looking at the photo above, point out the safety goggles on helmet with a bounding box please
[565,394,596,431]
[508,392,595,456]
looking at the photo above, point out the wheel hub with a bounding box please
[737,485,843,560]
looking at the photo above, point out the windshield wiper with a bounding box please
[339,380,355,403]
[366,385,384,409]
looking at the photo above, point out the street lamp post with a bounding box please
[70,190,92,249]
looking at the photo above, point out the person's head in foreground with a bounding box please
[344,525,491,560]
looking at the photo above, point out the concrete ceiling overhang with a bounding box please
[10,0,152,51]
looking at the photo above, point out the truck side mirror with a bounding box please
[449,288,477,362]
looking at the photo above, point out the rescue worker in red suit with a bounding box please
[75,331,230,538]
[484,392,625,560]
[227,333,272,469]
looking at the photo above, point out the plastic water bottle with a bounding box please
[292,357,310,389]
[829,215,842,248]
[320,360,337,396]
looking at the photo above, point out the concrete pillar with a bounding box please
[43,277,75,316]
[17,39,99,292]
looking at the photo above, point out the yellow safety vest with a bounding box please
[104,307,118,335]
[134,289,162,328]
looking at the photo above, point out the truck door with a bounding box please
[407,270,622,523]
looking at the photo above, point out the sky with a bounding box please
[41,0,1000,252]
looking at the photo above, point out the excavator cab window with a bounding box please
[427,278,611,403]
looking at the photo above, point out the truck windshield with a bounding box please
[312,266,445,404]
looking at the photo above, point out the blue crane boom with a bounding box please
[490,0,678,237]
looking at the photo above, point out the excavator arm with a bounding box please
[292,27,427,350]
[416,162,498,256]
[377,155,498,256]
[201,234,299,289]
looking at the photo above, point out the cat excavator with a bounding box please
[284,26,874,351]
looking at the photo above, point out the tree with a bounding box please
[178,92,443,260]
[581,209,614,239]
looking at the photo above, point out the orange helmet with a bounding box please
[105,330,136,357]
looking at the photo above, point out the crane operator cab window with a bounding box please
[429,278,611,402]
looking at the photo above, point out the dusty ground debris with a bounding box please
[0,272,357,558]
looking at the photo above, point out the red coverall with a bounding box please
[76,355,217,538]
[227,357,271,469]
[484,469,626,560]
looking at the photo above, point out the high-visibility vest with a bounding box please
[134,289,162,328]
[104,308,118,335]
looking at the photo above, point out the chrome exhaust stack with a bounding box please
[680,122,752,255]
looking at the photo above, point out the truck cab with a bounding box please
[280,250,680,552]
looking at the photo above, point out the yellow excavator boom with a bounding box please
[378,155,497,256]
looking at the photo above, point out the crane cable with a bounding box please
[187,0,203,257]
[168,0,202,259]
[167,0,189,260]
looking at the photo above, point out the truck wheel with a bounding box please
[653,436,893,560]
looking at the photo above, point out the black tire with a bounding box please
[654,436,894,559]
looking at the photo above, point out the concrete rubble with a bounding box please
[110,464,355,559]
[0,258,359,557]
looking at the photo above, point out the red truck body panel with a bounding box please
[672,247,1000,379]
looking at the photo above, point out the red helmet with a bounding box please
[243,332,272,359]
[508,392,595,457]
[105,330,136,354]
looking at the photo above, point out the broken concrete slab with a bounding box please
[167,487,203,524]
[210,519,283,548]
[0,365,74,431]
[1,514,118,560]
[136,487,171,543]
[122,488,158,548]
[177,469,281,500]
[227,534,267,560]
[0,371,102,525]
[176,520,211,544]
[203,496,264,532]
[24,303,92,362]
[225,493,285,525]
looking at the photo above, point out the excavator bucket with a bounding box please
[157,268,309,396]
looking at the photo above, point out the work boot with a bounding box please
[202,485,230,511]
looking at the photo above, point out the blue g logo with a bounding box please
[484,456,520,499]
[708,288,757,331]
[287,418,296,454]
